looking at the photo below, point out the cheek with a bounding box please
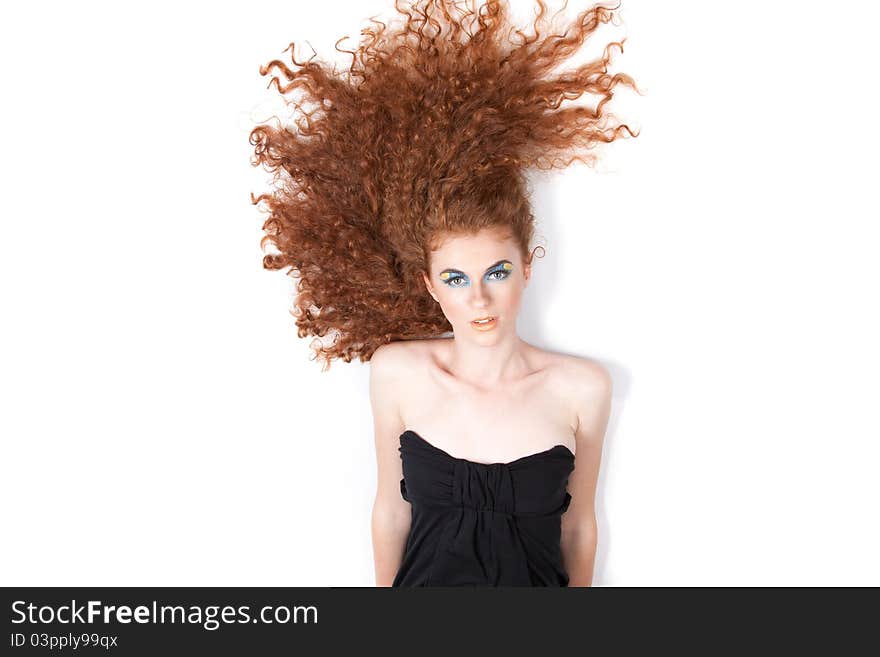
[438,291,470,316]
[435,289,477,322]
[496,284,523,311]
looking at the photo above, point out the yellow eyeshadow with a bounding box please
[502,262,513,271]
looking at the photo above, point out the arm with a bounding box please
[560,359,612,587]
[368,342,412,587]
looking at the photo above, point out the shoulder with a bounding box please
[559,354,612,399]
[369,340,437,420]
[534,349,612,433]
[369,341,410,385]
[370,338,435,379]
[526,343,611,397]
[555,354,612,444]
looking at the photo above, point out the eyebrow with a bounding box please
[439,260,512,276]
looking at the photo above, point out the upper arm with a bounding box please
[561,358,612,537]
[369,342,411,518]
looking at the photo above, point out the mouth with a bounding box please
[470,316,498,331]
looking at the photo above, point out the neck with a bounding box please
[445,332,528,388]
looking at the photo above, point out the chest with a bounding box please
[399,365,576,464]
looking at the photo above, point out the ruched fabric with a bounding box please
[392,429,575,587]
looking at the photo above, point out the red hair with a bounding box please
[249,0,639,369]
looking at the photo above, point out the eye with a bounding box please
[444,275,467,287]
[487,269,509,281]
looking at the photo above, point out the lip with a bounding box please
[470,316,497,331]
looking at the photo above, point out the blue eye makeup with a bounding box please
[438,260,514,287]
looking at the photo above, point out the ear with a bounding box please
[523,261,531,286]
[422,271,438,302]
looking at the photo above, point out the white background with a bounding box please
[1,0,878,586]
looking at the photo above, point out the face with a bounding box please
[422,229,531,340]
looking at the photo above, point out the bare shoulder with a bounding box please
[554,353,612,445]
[557,353,612,398]
[368,340,422,436]
[369,340,408,378]
[528,347,612,438]
[525,344,611,395]
[369,338,433,380]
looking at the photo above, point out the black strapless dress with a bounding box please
[392,429,575,587]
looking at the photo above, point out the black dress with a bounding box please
[392,429,575,586]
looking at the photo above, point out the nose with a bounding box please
[470,279,490,308]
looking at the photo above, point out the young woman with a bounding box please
[249,0,637,586]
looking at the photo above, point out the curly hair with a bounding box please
[249,0,638,370]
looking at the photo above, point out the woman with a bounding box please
[249,0,637,586]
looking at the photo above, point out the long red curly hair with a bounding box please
[249,0,638,370]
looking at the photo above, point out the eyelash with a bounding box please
[443,269,509,287]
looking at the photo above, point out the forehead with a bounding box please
[429,230,519,271]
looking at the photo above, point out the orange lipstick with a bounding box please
[470,316,497,331]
